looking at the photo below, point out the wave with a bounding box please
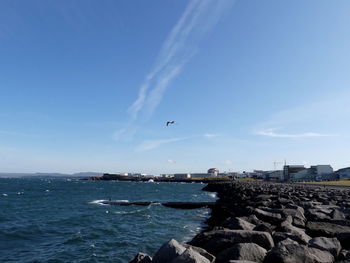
[208,193,217,198]
[89,199,130,205]
[114,208,145,215]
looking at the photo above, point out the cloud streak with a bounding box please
[135,137,190,152]
[135,132,219,152]
[256,129,336,138]
[116,0,235,140]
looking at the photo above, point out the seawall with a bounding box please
[129,181,350,262]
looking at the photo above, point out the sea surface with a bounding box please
[0,177,215,263]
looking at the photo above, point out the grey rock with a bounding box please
[264,243,334,263]
[279,218,311,244]
[182,244,215,263]
[331,209,346,220]
[308,237,341,257]
[307,209,332,221]
[129,252,152,263]
[171,247,210,263]
[273,231,309,245]
[153,239,186,263]
[254,208,282,224]
[278,238,299,247]
[306,222,350,237]
[253,224,274,234]
[223,217,256,231]
[216,243,266,263]
[190,230,274,251]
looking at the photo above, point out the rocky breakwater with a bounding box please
[129,181,350,263]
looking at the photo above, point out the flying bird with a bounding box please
[166,121,176,126]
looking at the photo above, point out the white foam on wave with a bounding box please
[208,193,216,198]
[89,199,129,205]
[89,200,107,205]
[2,193,8,197]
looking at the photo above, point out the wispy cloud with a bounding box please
[135,132,220,152]
[167,159,176,164]
[135,137,190,152]
[116,0,235,140]
[203,133,219,138]
[255,128,335,138]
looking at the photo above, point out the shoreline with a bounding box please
[129,180,350,262]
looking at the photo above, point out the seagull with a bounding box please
[166,121,176,126]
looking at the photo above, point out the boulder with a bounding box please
[331,209,346,220]
[190,230,274,252]
[307,209,332,221]
[171,247,210,263]
[153,239,186,263]
[182,244,215,263]
[278,218,311,244]
[306,222,350,238]
[264,243,334,263]
[254,208,282,224]
[253,224,274,234]
[216,243,267,263]
[308,237,341,257]
[273,231,309,245]
[278,238,299,247]
[223,217,256,231]
[129,252,152,263]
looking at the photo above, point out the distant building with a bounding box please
[160,174,174,178]
[284,165,335,182]
[207,168,219,176]
[336,167,350,179]
[283,165,306,182]
[265,170,283,181]
[312,165,333,175]
[191,173,212,179]
[174,173,191,179]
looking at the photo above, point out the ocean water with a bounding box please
[0,177,215,263]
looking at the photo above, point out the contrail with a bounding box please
[115,0,235,140]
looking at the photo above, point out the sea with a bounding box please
[0,177,216,263]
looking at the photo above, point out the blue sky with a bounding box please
[1,0,350,174]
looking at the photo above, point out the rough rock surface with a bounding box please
[190,229,274,252]
[171,247,211,263]
[216,243,266,263]
[130,181,350,263]
[128,252,152,263]
[264,243,334,263]
[152,239,186,263]
[309,237,342,257]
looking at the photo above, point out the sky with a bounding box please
[1,0,350,174]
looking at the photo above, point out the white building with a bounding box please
[207,168,219,176]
